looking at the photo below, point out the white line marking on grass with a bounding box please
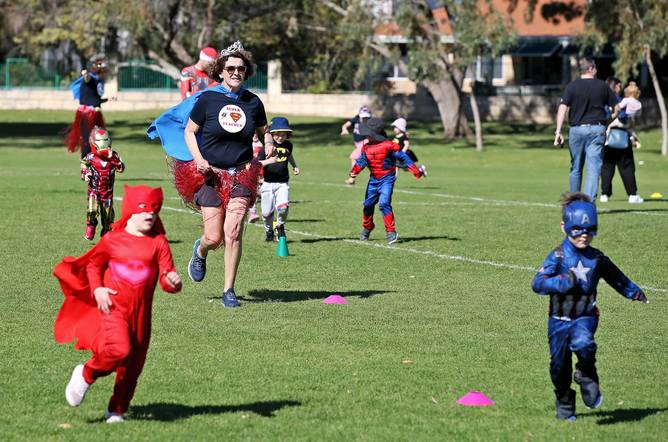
[113,197,667,293]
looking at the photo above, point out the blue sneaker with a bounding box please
[222,289,240,308]
[188,239,206,282]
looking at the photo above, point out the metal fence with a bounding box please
[1,58,68,89]
[1,58,268,93]
[117,60,268,92]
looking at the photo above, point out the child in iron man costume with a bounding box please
[54,185,182,424]
[81,127,125,240]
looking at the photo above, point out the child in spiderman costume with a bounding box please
[531,192,648,421]
[65,55,114,157]
[80,127,125,240]
[54,185,182,424]
[346,117,426,244]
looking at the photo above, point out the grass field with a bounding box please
[0,110,666,441]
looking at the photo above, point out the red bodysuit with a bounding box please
[83,151,124,202]
[179,65,218,100]
[54,185,179,414]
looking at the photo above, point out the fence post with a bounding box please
[4,61,9,90]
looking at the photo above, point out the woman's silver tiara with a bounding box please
[221,41,245,56]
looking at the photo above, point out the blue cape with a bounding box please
[147,85,243,161]
[69,72,100,100]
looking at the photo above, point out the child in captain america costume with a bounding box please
[531,192,648,421]
[54,185,182,424]
[80,127,125,240]
[346,117,425,244]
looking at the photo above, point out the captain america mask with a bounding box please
[563,201,597,237]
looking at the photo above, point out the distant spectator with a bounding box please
[179,47,219,100]
[554,57,618,200]
[600,81,644,203]
[341,106,372,185]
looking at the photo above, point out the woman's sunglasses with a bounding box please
[224,65,247,74]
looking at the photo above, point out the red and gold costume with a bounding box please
[81,128,125,240]
[54,185,179,415]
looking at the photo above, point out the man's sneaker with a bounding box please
[187,239,206,282]
[628,195,644,203]
[599,195,609,203]
[555,388,576,421]
[386,231,399,244]
[104,410,125,424]
[65,364,90,407]
[84,225,96,241]
[265,229,275,242]
[359,228,371,241]
[222,289,241,308]
[419,165,428,177]
[574,369,602,409]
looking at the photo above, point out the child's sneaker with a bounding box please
[187,239,206,282]
[248,212,260,224]
[574,369,602,409]
[104,410,125,424]
[599,195,609,203]
[84,225,96,241]
[419,165,428,177]
[65,364,90,407]
[276,224,286,238]
[359,228,371,241]
[628,195,644,203]
[555,388,576,421]
[222,288,241,308]
[386,231,399,244]
[265,229,275,242]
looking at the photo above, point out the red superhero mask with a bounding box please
[112,185,166,235]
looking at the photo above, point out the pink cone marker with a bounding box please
[322,294,348,305]
[456,391,495,406]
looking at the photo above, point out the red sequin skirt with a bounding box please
[64,106,106,153]
[169,158,261,212]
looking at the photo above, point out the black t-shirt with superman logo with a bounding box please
[258,140,293,183]
[189,89,267,168]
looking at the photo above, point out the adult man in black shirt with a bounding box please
[554,57,619,200]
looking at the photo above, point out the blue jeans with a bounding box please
[568,125,605,199]
[548,315,599,397]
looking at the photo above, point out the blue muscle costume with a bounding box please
[531,200,646,419]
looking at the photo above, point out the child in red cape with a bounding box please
[53,185,182,424]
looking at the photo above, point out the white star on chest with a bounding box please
[569,260,591,283]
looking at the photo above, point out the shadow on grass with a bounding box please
[126,400,302,422]
[581,407,668,425]
[0,122,69,148]
[599,208,668,215]
[399,235,460,243]
[286,219,324,223]
[239,289,393,303]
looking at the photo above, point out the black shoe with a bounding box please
[574,369,602,409]
[276,224,286,238]
[265,229,274,242]
[555,388,576,421]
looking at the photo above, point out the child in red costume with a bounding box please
[80,127,125,240]
[53,185,182,424]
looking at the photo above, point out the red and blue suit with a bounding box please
[531,237,646,417]
[349,140,423,233]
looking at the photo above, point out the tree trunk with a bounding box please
[645,47,668,156]
[469,84,483,151]
[424,78,465,139]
